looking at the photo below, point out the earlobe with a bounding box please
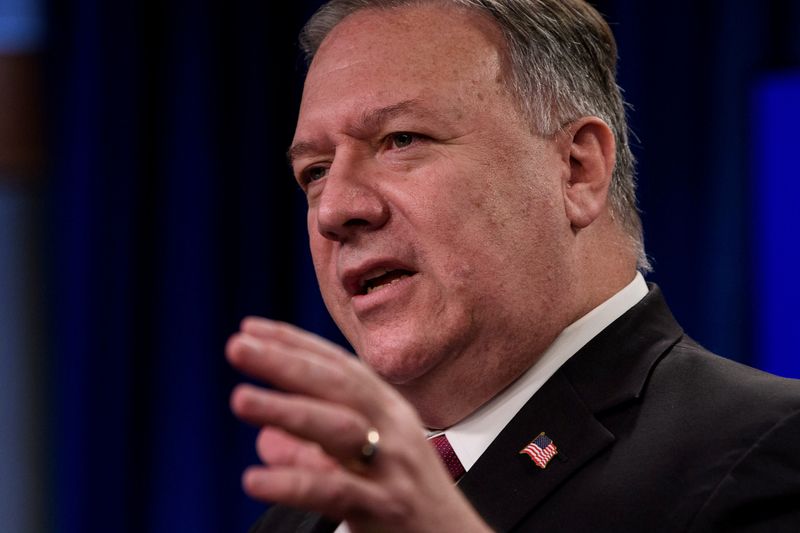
[562,117,616,230]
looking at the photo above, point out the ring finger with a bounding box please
[231,383,375,463]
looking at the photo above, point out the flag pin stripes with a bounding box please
[519,432,558,469]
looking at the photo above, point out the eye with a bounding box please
[300,165,329,186]
[386,132,419,149]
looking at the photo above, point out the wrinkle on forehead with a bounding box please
[307,57,369,79]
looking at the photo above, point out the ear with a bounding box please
[561,117,616,230]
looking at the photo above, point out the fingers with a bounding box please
[232,383,373,462]
[242,466,404,524]
[240,317,348,362]
[255,426,338,472]
[227,332,344,390]
[226,331,389,420]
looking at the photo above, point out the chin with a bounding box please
[355,335,441,385]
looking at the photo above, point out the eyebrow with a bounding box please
[286,99,424,166]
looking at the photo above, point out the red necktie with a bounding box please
[429,433,466,482]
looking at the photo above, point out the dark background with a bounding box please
[34,0,800,531]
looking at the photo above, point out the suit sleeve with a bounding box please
[687,408,800,533]
[248,505,338,533]
[248,506,308,533]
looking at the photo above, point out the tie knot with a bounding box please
[429,433,466,482]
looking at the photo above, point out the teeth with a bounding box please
[363,268,390,284]
[366,274,409,294]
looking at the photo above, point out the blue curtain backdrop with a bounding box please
[44,1,800,532]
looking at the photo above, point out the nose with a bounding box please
[315,157,390,242]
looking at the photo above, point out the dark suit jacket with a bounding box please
[250,286,800,532]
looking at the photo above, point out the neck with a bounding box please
[396,324,565,428]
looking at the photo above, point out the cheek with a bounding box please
[307,227,338,298]
[430,188,564,303]
[307,222,324,275]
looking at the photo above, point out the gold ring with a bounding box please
[359,428,380,463]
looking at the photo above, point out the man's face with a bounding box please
[291,5,575,401]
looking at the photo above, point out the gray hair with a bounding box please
[299,0,651,272]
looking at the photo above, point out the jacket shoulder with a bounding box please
[657,336,800,419]
[652,337,800,531]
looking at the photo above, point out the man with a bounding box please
[227,1,800,531]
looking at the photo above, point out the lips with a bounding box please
[361,268,415,294]
[342,261,418,297]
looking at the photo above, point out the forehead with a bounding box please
[295,4,508,134]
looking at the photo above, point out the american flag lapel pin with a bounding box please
[519,432,558,469]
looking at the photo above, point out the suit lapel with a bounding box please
[458,285,683,532]
[458,371,614,532]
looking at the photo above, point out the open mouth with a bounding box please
[359,268,415,295]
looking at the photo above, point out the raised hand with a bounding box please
[227,317,492,533]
